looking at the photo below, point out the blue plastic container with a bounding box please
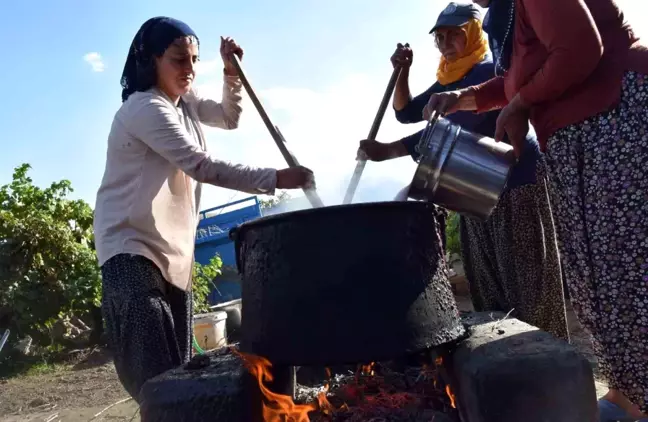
[194,196,262,305]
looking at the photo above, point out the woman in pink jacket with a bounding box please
[426,0,648,418]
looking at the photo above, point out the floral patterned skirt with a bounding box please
[459,160,569,341]
[545,71,648,412]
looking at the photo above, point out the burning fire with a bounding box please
[445,385,457,409]
[235,349,318,421]
[317,368,334,416]
[435,355,457,409]
[234,348,458,420]
[360,362,375,377]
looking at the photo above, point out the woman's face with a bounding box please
[155,36,199,100]
[435,27,467,61]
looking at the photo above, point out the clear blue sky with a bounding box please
[1,0,645,209]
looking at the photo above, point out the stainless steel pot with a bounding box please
[408,117,516,220]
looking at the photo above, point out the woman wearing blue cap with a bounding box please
[94,17,314,400]
[357,2,568,341]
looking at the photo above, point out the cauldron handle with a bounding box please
[229,227,244,275]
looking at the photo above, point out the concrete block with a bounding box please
[451,312,598,422]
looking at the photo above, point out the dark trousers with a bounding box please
[101,254,192,402]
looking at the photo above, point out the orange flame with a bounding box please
[317,368,334,415]
[360,362,375,376]
[435,355,457,409]
[234,350,316,421]
[445,385,457,409]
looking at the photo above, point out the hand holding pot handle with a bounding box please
[423,89,477,120]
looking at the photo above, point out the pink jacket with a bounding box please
[94,74,276,290]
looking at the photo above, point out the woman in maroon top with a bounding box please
[424,0,648,417]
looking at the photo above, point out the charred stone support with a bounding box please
[449,312,597,422]
[139,350,296,422]
[139,348,252,422]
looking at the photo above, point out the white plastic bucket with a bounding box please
[193,311,227,351]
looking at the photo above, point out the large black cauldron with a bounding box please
[230,201,464,366]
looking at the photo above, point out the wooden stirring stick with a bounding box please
[342,67,401,205]
[229,55,325,208]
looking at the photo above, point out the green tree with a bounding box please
[192,255,223,314]
[0,164,101,346]
[258,190,291,210]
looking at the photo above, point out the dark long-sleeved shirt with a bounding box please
[396,56,539,191]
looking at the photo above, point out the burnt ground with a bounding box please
[1,283,606,421]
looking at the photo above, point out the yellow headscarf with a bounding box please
[436,18,489,86]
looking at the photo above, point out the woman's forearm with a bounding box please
[193,74,243,129]
[389,140,409,159]
[471,77,509,112]
[393,67,412,111]
[457,88,478,111]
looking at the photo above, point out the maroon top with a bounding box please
[472,0,648,149]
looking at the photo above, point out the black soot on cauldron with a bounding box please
[228,201,467,421]
[231,201,465,366]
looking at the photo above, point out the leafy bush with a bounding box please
[445,211,461,258]
[0,163,229,348]
[192,255,223,314]
[0,164,101,346]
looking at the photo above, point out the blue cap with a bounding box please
[429,2,483,33]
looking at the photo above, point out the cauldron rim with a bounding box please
[229,200,438,240]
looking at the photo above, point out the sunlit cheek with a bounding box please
[159,65,174,86]
[453,41,466,56]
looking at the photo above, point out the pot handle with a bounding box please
[229,226,238,242]
[229,226,244,275]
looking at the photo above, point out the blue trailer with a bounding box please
[194,196,262,305]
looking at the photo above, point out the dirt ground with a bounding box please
[1,286,607,421]
[0,349,137,422]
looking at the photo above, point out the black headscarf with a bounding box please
[120,17,199,102]
[482,0,516,76]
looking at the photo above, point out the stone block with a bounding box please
[451,312,598,422]
[139,348,252,421]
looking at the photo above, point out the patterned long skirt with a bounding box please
[545,71,648,412]
[101,254,193,402]
[460,162,569,341]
